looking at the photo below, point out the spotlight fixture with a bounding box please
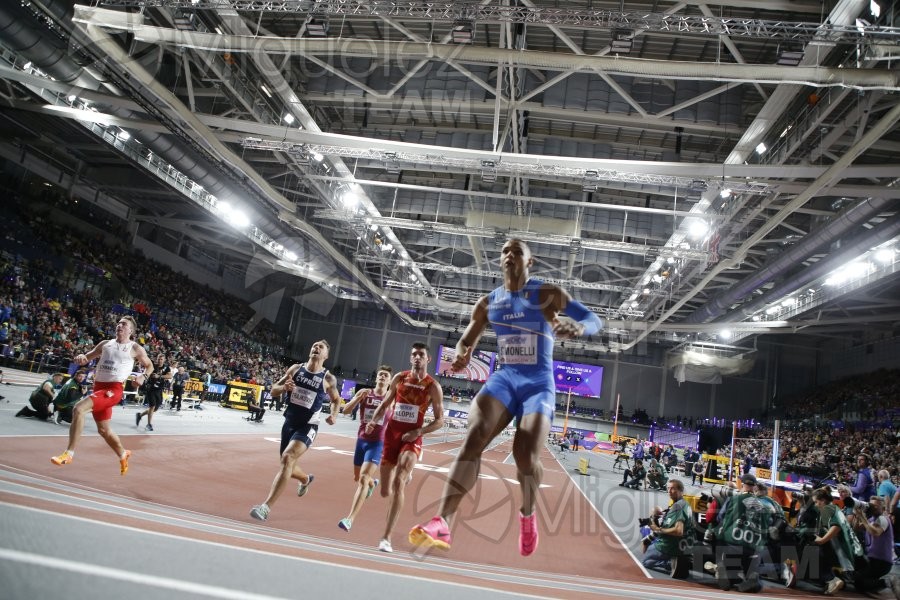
[384,151,401,175]
[777,42,805,66]
[689,179,708,193]
[451,19,475,44]
[610,29,633,54]
[583,169,600,192]
[777,50,804,66]
[174,13,196,31]
[304,15,329,37]
[481,159,498,183]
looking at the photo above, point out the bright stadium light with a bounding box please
[687,219,709,238]
[874,248,894,264]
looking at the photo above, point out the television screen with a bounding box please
[207,383,226,395]
[435,344,495,382]
[340,379,357,400]
[552,361,603,398]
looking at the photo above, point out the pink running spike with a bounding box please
[519,511,539,556]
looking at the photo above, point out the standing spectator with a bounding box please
[53,369,87,424]
[169,365,188,411]
[200,370,212,409]
[16,372,63,420]
[850,454,876,501]
[136,354,171,431]
[633,439,645,462]
[875,470,896,505]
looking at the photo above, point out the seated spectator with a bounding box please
[247,396,265,422]
[692,459,706,487]
[15,372,62,420]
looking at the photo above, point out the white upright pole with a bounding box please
[771,419,781,488]
[729,421,738,483]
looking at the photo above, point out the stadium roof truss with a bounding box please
[0,0,898,353]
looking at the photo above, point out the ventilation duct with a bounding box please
[682,198,894,324]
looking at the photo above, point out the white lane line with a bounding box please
[0,547,291,600]
[0,503,546,600]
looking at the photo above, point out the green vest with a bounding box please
[715,492,773,549]
[816,503,864,571]
[53,377,83,409]
[655,498,694,557]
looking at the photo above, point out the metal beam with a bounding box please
[94,1,900,44]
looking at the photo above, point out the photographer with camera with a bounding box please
[641,479,695,579]
[807,487,864,595]
[619,458,646,490]
[647,458,667,491]
[709,473,769,593]
[849,496,900,596]
[751,482,793,586]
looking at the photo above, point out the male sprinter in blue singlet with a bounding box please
[249,340,341,521]
[410,238,602,556]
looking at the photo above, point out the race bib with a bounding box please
[290,387,316,408]
[364,407,384,425]
[497,334,538,365]
[392,402,419,424]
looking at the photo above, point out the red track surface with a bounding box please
[0,432,650,587]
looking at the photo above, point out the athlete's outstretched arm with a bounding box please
[451,296,489,371]
[365,372,401,434]
[540,285,602,339]
[271,364,299,398]
[421,383,445,435]
[75,340,108,365]
[341,388,369,415]
[132,344,154,386]
[324,372,341,425]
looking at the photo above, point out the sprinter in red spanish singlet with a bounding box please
[51,315,153,475]
[365,342,443,553]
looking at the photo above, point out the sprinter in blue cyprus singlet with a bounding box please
[249,339,341,522]
[410,239,603,558]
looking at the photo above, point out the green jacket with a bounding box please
[714,492,774,550]
[53,377,85,409]
[654,498,694,557]
[816,503,864,571]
